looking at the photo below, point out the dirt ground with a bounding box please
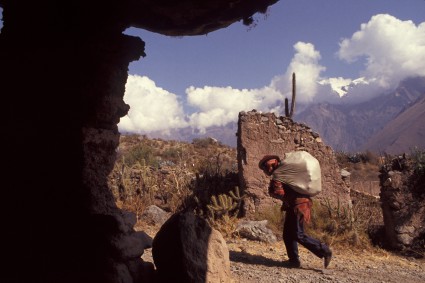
[225,238,425,283]
[141,226,425,283]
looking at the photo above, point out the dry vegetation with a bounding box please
[108,134,239,220]
[335,150,383,182]
[108,134,422,256]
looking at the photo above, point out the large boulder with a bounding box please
[152,212,231,283]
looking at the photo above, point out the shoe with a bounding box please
[324,250,332,268]
[282,259,301,268]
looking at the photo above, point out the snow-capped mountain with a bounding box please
[318,77,369,98]
[296,76,425,153]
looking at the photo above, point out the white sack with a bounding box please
[272,151,322,196]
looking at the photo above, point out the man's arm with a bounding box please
[268,179,285,200]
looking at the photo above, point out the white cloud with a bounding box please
[186,85,283,132]
[120,14,425,136]
[119,76,284,135]
[270,42,326,103]
[338,14,425,89]
[118,75,188,134]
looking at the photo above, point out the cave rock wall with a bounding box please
[0,1,280,282]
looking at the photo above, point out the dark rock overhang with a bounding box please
[0,0,279,35]
[125,0,279,36]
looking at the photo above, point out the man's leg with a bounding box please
[295,213,332,268]
[283,210,300,267]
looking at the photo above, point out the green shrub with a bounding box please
[410,147,425,176]
[123,144,159,168]
[162,147,182,163]
[192,137,216,148]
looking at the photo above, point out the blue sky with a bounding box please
[118,0,425,136]
[126,0,424,94]
[1,1,424,136]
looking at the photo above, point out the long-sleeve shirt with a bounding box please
[268,179,312,223]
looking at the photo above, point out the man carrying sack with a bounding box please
[259,152,332,269]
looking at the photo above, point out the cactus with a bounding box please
[203,188,245,235]
[207,193,238,218]
[285,98,290,117]
[290,72,296,117]
[285,72,297,118]
[229,186,242,201]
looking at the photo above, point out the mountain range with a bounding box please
[295,76,425,154]
[361,91,425,154]
[137,76,425,154]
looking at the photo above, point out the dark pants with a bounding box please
[283,207,330,262]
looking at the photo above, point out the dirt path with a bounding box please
[226,238,425,283]
[141,231,425,283]
[142,224,425,283]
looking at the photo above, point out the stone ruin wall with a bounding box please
[379,156,425,251]
[237,110,351,217]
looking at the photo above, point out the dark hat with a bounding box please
[258,155,280,169]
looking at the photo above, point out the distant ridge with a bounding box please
[295,76,425,153]
[362,94,425,154]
